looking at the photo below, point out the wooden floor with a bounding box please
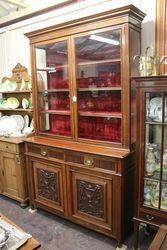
[0,195,156,250]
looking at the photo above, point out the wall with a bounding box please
[0,0,156,78]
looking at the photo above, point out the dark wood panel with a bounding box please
[32,159,66,215]
[67,166,113,234]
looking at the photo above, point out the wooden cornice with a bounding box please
[25,4,146,41]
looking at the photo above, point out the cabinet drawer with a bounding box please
[139,210,167,225]
[27,144,64,161]
[65,151,116,171]
[0,142,17,153]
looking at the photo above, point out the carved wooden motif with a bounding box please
[37,169,60,202]
[77,179,104,218]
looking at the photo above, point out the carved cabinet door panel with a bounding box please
[33,160,65,215]
[67,166,113,236]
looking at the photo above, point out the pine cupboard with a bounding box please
[25,5,145,246]
[0,138,28,207]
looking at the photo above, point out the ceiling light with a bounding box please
[89,35,119,45]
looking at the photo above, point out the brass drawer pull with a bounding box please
[84,157,94,167]
[41,150,47,156]
[146,215,154,221]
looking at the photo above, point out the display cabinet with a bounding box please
[25,5,145,246]
[132,76,167,249]
[35,31,122,143]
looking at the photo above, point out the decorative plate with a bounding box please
[7,81,17,91]
[1,79,17,92]
[22,98,29,109]
[5,97,19,109]
[1,79,11,92]
[23,115,29,129]
[10,115,24,131]
[0,99,4,108]
[151,191,159,208]
[149,97,162,121]
[20,79,26,91]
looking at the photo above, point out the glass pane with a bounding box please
[35,40,72,136]
[146,93,163,122]
[145,124,162,179]
[78,117,121,142]
[40,113,71,136]
[161,182,167,211]
[78,91,121,112]
[131,87,136,143]
[143,179,160,208]
[38,92,70,112]
[164,95,167,124]
[75,29,121,143]
[162,126,167,181]
[35,40,69,91]
[75,29,121,89]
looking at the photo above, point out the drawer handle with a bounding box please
[146,215,154,221]
[41,150,47,156]
[6,146,8,149]
[84,158,94,167]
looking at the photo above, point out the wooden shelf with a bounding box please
[36,59,120,72]
[78,111,122,118]
[144,175,161,182]
[38,89,69,93]
[0,90,32,94]
[37,64,68,71]
[77,58,121,66]
[144,176,167,183]
[145,121,163,125]
[78,87,121,92]
[40,110,70,115]
[0,108,33,112]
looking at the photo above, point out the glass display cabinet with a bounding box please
[25,5,145,247]
[35,29,122,143]
[133,76,167,249]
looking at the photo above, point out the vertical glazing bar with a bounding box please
[159,93,165,209]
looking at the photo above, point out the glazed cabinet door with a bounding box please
[137,88,167,223]
[34,37,73,138]
[142,91,167,210]
[0,152,19,199]
[67,165,113,236]
[73,28,122,145]
[29,158,66,216]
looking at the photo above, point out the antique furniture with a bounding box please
[25,5,145,246]
[0,63,33,207]
[0,137,28,207]
[0,213,41,249]
[150,224,167,250]
[132,76,167,249]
